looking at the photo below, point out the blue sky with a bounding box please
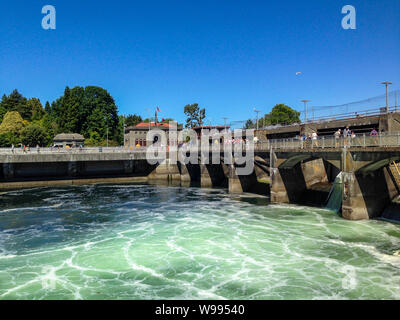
[0,0,399,125]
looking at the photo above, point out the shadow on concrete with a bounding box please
[356,169,392,219]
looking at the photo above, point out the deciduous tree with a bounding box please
[184,103,205,128]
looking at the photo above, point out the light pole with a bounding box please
[104,115,109,148]
[382,81,392,113]
[123,116,126,148]
[301,100,311,123]
[254,109,261,130]
[223,117,228,129]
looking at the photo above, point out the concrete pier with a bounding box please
[1,146,400,220]
[270,147,400,220]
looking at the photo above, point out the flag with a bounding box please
[156,107,162,113]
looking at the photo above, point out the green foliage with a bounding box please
[27,98,45,121]
[44,101,51,114]
[161,118,175,123]
[0,90,31,120]
[245,119,255,129]
[267,104,300,126]
[125,114,142,127]
[0,105,6,123]
[184,103,206,128]
[40,113,56,141]
[20,124,50,146]
[0,132,20,147]
[0,111,25,135]
[84,131,101,146]
[50,86,119,141]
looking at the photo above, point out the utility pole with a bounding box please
[106,127,109,148]
[382,81,392,113]
[223,117,228,129]
[254,109,261,130]
[123,116,126,148]
[301,100,311,123]
[395,90,398,113]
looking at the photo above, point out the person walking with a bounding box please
[370,128,378,145]
[312,131,318,147]
[334,129,341,147]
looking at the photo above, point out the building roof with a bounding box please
[193,126,231,130]
[135,122,173,128]
[54,133,85,141]
[126,122,182,131]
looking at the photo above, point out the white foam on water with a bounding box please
[1,185,400,300]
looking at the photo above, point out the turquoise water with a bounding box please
[326,173,343,214]
[0,184,400,300]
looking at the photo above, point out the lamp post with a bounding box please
[301,100,311,123]
[123,116,126,148]
[254,109,261,130]
[382,81,392,113]
[104,115,109,148]
[223,117,228,129]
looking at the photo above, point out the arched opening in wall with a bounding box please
[355,158,400,221]
[278,156,341,208]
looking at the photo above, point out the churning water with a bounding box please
[0,184,400,300]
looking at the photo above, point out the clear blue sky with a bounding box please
[1,0,399,125]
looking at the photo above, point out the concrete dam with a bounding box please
[1,138,400,222]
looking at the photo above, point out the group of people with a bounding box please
[11,144,39,153]
[9,144,85,153]
[333,127,357,147]
[298,126,382,148]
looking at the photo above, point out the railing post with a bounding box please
[322,137,325,149]
[363,133,366,147]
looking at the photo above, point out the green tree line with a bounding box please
[245,104,300,129]
[0,87,124,147]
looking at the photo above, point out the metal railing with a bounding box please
[303,106,398,124]
[0,146,147,155]
[1,133,400,155]
[255,133,400,150]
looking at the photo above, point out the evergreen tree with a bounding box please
[20,124,50,146]
[40,113,56,141]
[44,101,51,114]
[0,132,20,147]
[27,98,45,121]
[51,86,119,141]
[125,114,142,127]
[0,90,30,120]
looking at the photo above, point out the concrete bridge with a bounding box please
[1,136,400,221]
[270,147,400,220]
